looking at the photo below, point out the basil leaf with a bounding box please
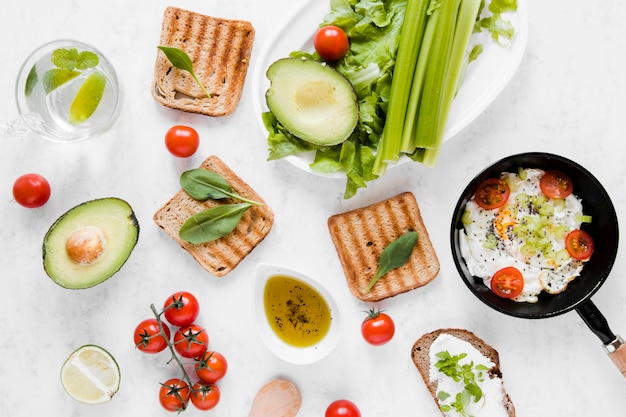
[180,169,263,206]
[157,46,212,98]
[179,203,251,244]
[364,231,418,293]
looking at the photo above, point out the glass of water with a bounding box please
[15,39,121,143]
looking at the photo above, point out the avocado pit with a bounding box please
[65,226,107,265]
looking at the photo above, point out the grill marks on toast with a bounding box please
[328,192,439,302]
[153,156,274,277]
[153,7,255,116]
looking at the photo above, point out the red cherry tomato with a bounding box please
[165,125,199,158]
[565,229,594,260]
[490,267,524,299]
[314,25,349,62]
[133,318,171,354]
[195,351,228,384]
[474,178,510,210]
[540,170,573,199]
[361,309,395,346]
[159,378,190,412]
[190,381,220,411]
[12,173,51,208]
[325,399,361,417]
[174,324,209,358]
[163,291,200,327]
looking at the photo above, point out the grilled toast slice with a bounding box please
[153,155,273,277]
[327,192,439,302]
[411,328,516,417]
[152,6,255,116]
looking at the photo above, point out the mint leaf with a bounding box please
[75,51,99,70]
[51,48,99,70]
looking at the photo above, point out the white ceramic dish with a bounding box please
[251,0,529,178]
[251,263,343,365]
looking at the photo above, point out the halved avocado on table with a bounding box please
[265,58,358,146]
[43,197,139,289]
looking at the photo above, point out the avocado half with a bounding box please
[42,197,139,289]
[265,58,358,146]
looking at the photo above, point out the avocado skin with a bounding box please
[42,197,140,289]
[265,58,359,146]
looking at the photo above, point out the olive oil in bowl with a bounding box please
[264,275,331,347]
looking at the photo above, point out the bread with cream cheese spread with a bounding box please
[411,328,516,417]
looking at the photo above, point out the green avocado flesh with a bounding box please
[43,198,139,289]
[265,58,358,146]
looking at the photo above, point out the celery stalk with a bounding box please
[422,0,482,167]
[373,0,430,176]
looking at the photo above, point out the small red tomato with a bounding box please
[163,291,200,327]
[12,173,51,208]
[165,125,199,158]
[159,378,190,412]
[190,381,220,411]
[174,324,209,358]
[325,399,361,417]
[133,318,171,354]
[314,25,349,62]
[474,178,510,210]
[361,308,395,346]
[195,351,228,384]
[490,266,524,299]
[540,170,573,199]
[565,229,594,260]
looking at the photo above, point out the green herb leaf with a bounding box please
[157,46,212,98]
[51,48,99,71]
[180,169,263,206]
[25,64,38,97]
[364,230,418,293]
[179,203,252,244]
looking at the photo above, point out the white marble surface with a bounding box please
[2,0,626,416]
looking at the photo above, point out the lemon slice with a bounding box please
[43,68,80,94]
[68,71,106,125]
[60,344,120,404]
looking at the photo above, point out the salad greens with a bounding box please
[264,0,517,198]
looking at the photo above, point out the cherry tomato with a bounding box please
[314,25,349,62]
[174,324,209,358]
[361,309,395,346]
[159,378,190,412]
[12,173,51,208]
[190,381,220,411]
[540,170,573,199]
[195,351,228,384]
[490,267,524,299]
[134,318,171,354]
[474,178,510,210]
[165,125,199,158]
[163,291,200,327]
[565,229,594,260]
[325,399,361,417]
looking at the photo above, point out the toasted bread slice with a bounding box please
[412,328,516,417]
[152,6,255,116]
[153,155,273,277]
[327,192,439,302]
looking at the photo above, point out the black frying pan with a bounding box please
[450,152,626,376]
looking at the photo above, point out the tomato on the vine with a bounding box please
[134,318,171,354]
[174,324,209,358]
[190,381,220,411]
[540,170,573,199]
[12,173,51,208]
[565,229,594,260]
[165,125,199,158]
[361,308,395,346]
[490,266,524,299]
[325,399,361,417]
[314,25,349,62]
[474,178,510,210]
[163,291,200,327]
[195,351,228,384]
[159,378,190,412]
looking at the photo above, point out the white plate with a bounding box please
[251,0,529,177]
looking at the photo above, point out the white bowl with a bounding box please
[252,263,343,364]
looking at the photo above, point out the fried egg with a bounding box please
[459,168,589,303]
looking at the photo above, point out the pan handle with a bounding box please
[576,300,626,377]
